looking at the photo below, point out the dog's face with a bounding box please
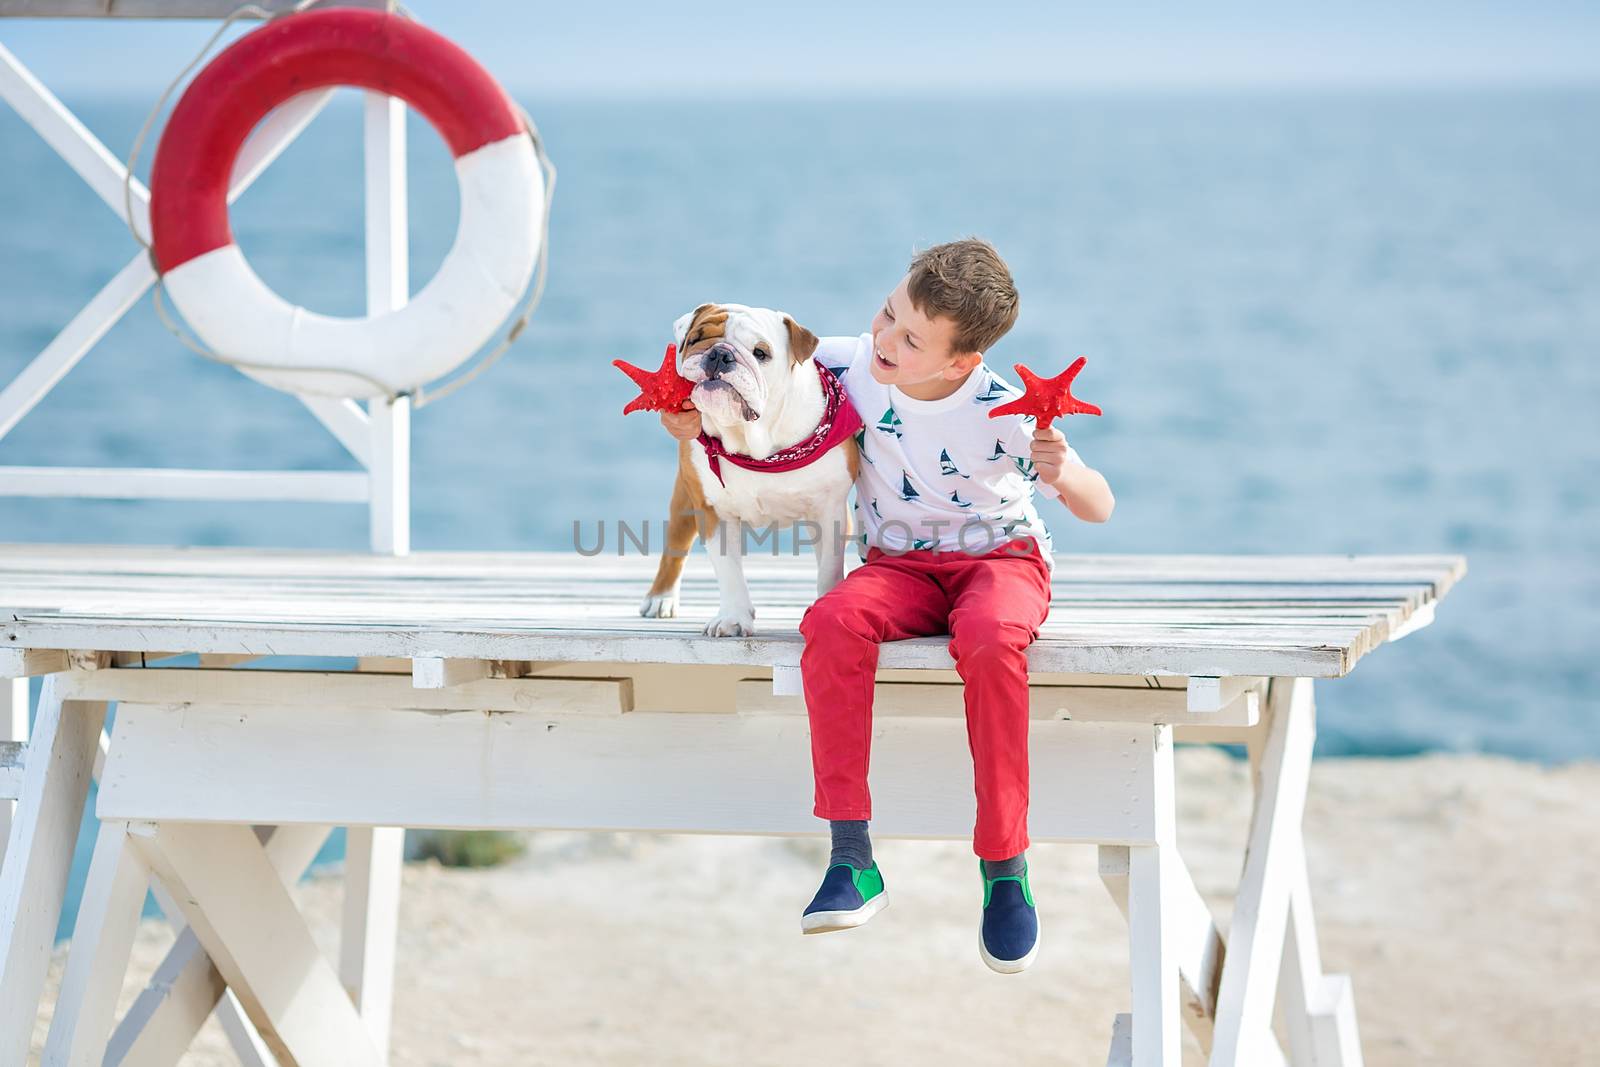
[673,303,819,427]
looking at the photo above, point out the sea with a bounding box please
[1,89,1596,938]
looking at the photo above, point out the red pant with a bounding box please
[797,536,1053,860]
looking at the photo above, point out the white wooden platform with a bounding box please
[0,544,1464,1066]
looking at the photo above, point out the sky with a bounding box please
[0,0,1595,96]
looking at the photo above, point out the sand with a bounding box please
[31,750,1600,1065]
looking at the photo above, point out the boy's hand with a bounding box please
[660,399,701,441]
[1030,424,1071,485]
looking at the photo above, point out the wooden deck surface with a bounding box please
[0,544,1465,678]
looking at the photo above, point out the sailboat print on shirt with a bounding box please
[875,406,904,439]
[973,378,1014,405]
[939,448,970,478]
[949,489,973,508]
[899,473,919,501]
[870,498,883,519]
[988,438,1008,462]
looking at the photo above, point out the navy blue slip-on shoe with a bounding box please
[801,862,888,934]
[979,859,1040,973]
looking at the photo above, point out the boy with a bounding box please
[661,239,1114,973]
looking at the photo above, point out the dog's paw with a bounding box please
[702,611,756,637]
[639,591,679,618]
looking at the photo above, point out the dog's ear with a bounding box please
[672,305,710,353]
[675,303,730,354]
[784,315,819,365]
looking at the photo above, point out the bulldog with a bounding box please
[640,302,861,636]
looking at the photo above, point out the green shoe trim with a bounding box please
[830,861,885,903]
[979,858,1035,909]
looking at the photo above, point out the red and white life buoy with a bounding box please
[149,7,544,399]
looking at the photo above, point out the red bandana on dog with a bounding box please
[696,361,862,487]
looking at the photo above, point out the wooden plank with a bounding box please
[738,680,1261,727]
[0,678,25,857]
[1278,849,1366,1066]
[340,827,401,1062]
[196,653,263,669]
[106,824,331,1066]
[2,619,1358,678]
[1105,1013,1133,1067]
[0,41,149,227]
[1100,844,1227,1052]
[1186,675,1256,713]
[411,657,490,689]
[1209,678,1317,1066]
[59,667,630,715]
[98,703,1163,844]
[1120,725,1180,1066]
[0,648,69,678]
[0,741,21,803]
[41,820,149,1066]
[127,823,384,1067]
[0,544,1467,586]
[0,255,153,443]
[0,467,368,502]
[0,679,105,1064]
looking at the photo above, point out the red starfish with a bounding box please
[613,343,696,415]
[987,357,1103,430]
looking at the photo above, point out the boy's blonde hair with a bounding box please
[906,238,1020,355]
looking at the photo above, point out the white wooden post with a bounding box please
[41,819,151,1065]
[128,822,385,1067]
[340,85,410,1064]
[1125,725,1181,1067]
[0,678,106,1062]
[0,676,27,865]
[104,823,331,1065]
[1211,677,1317,1066]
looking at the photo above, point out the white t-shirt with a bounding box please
[815,333,1085,571]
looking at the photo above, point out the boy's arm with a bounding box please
[1004,416,1114,522]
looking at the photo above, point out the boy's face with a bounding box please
[868,275,981,389]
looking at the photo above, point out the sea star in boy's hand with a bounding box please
[613,343,695,415]
[987,357,1103,430]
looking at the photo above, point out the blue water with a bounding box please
[2,91,1597,937]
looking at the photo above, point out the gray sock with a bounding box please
[982,852,1026,879]
[828,820,873,870]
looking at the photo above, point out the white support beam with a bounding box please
[0,41,150,229]
[298,395,371,468]
[340,826,402,1058]
[1209,678,1317,1066]
[1124,725,1180,1066]
[105,824,332,1066]
[0,648,70,678]
[345,87,410,1066]
[0,467,369,502]
[1100,844,1228,1053]
[0,740,22,804]
[99,702,1164,843]
[230,88,336,204]
[41,820,150,1065]
[1105,1013,1133,1067]
[1185,675,1260,714]
[0,679,24,842]
[126,822,384,1067]
[1278,847,1366,1066]
[0,679,106,1065]
[410,657,491,689]
[0,254,154,443]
